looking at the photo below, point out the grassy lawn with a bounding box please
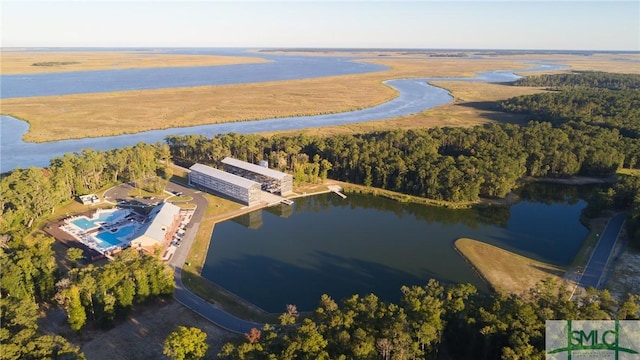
[179,193,282,322]
[570,216,610,270]
[454,212,615,297]
[454,238,565,295]
[27,184,117,239]
[168,195,193,202]
[25,183,118,271]
[617,168,640,177]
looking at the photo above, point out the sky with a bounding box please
[1,1,639,51]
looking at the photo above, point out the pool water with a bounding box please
[71,209,130,230]
[72,218,97,230]
[93,224,137,249]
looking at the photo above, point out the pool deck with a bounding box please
[48,207,146,259]
[44,216,104,261]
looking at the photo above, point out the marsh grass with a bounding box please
[261,81,545,137]
[3,53,636,142]
[1,58,530,142]
[1,51,268,74]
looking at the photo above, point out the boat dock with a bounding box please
[328,185,347,199]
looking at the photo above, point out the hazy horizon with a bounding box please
[2,1,639,51]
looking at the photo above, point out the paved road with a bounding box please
[577,213,627,289]
[102,179,265,333]
[173,266,263,334]
[165,180,264,334]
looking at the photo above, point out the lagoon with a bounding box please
[201,184,591,313]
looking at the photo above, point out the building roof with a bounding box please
[133,202,180,243]
[221,157,291,180]
[189,163,261,189]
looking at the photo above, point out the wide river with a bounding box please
[202,183,592,313]
[0,48,566,172]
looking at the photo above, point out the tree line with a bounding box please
[512,70,640,90]
[0,142,173,360]
[499,88,640,140]
[583,174,640,247]
[166,120,626,203]
[218,278,640,360]
[0,142,171,236]
[0,234,84,359]
[55,248,175,331]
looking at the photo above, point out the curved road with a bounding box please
[576,212,627,290]
[164,181,265,334]
[104,179,264,334]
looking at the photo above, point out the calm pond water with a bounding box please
[202,183,592,313]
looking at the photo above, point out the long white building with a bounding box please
[130,202,181,251]
[189,163,262,206]
[221,157,293,195]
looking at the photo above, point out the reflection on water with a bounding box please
[202,183,590,312]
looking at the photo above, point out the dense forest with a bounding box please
[218,279,640,360]
[0,142,171,236]
[512,71,640,90]
[2,71,639,359]
[0,143,173,360]
[166,122,626,202]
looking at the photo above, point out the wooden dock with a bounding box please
[327,184,347,199]
[331,190,347,199]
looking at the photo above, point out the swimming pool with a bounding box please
[93,224,137,249]
[72,217,97,231]
[71,209,131,231]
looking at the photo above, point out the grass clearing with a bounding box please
[68,299,240,360]
[0,51,268,74]
[569,216,609,270]
[454,238,565,295]
[454,213,616,297]
[617,168,640,177]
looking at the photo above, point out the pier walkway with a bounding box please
[328,185,347,198]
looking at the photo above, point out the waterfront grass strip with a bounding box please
[454,238,565,295]
[180,193,279,322]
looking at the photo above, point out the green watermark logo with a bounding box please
[546,320,640,359]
